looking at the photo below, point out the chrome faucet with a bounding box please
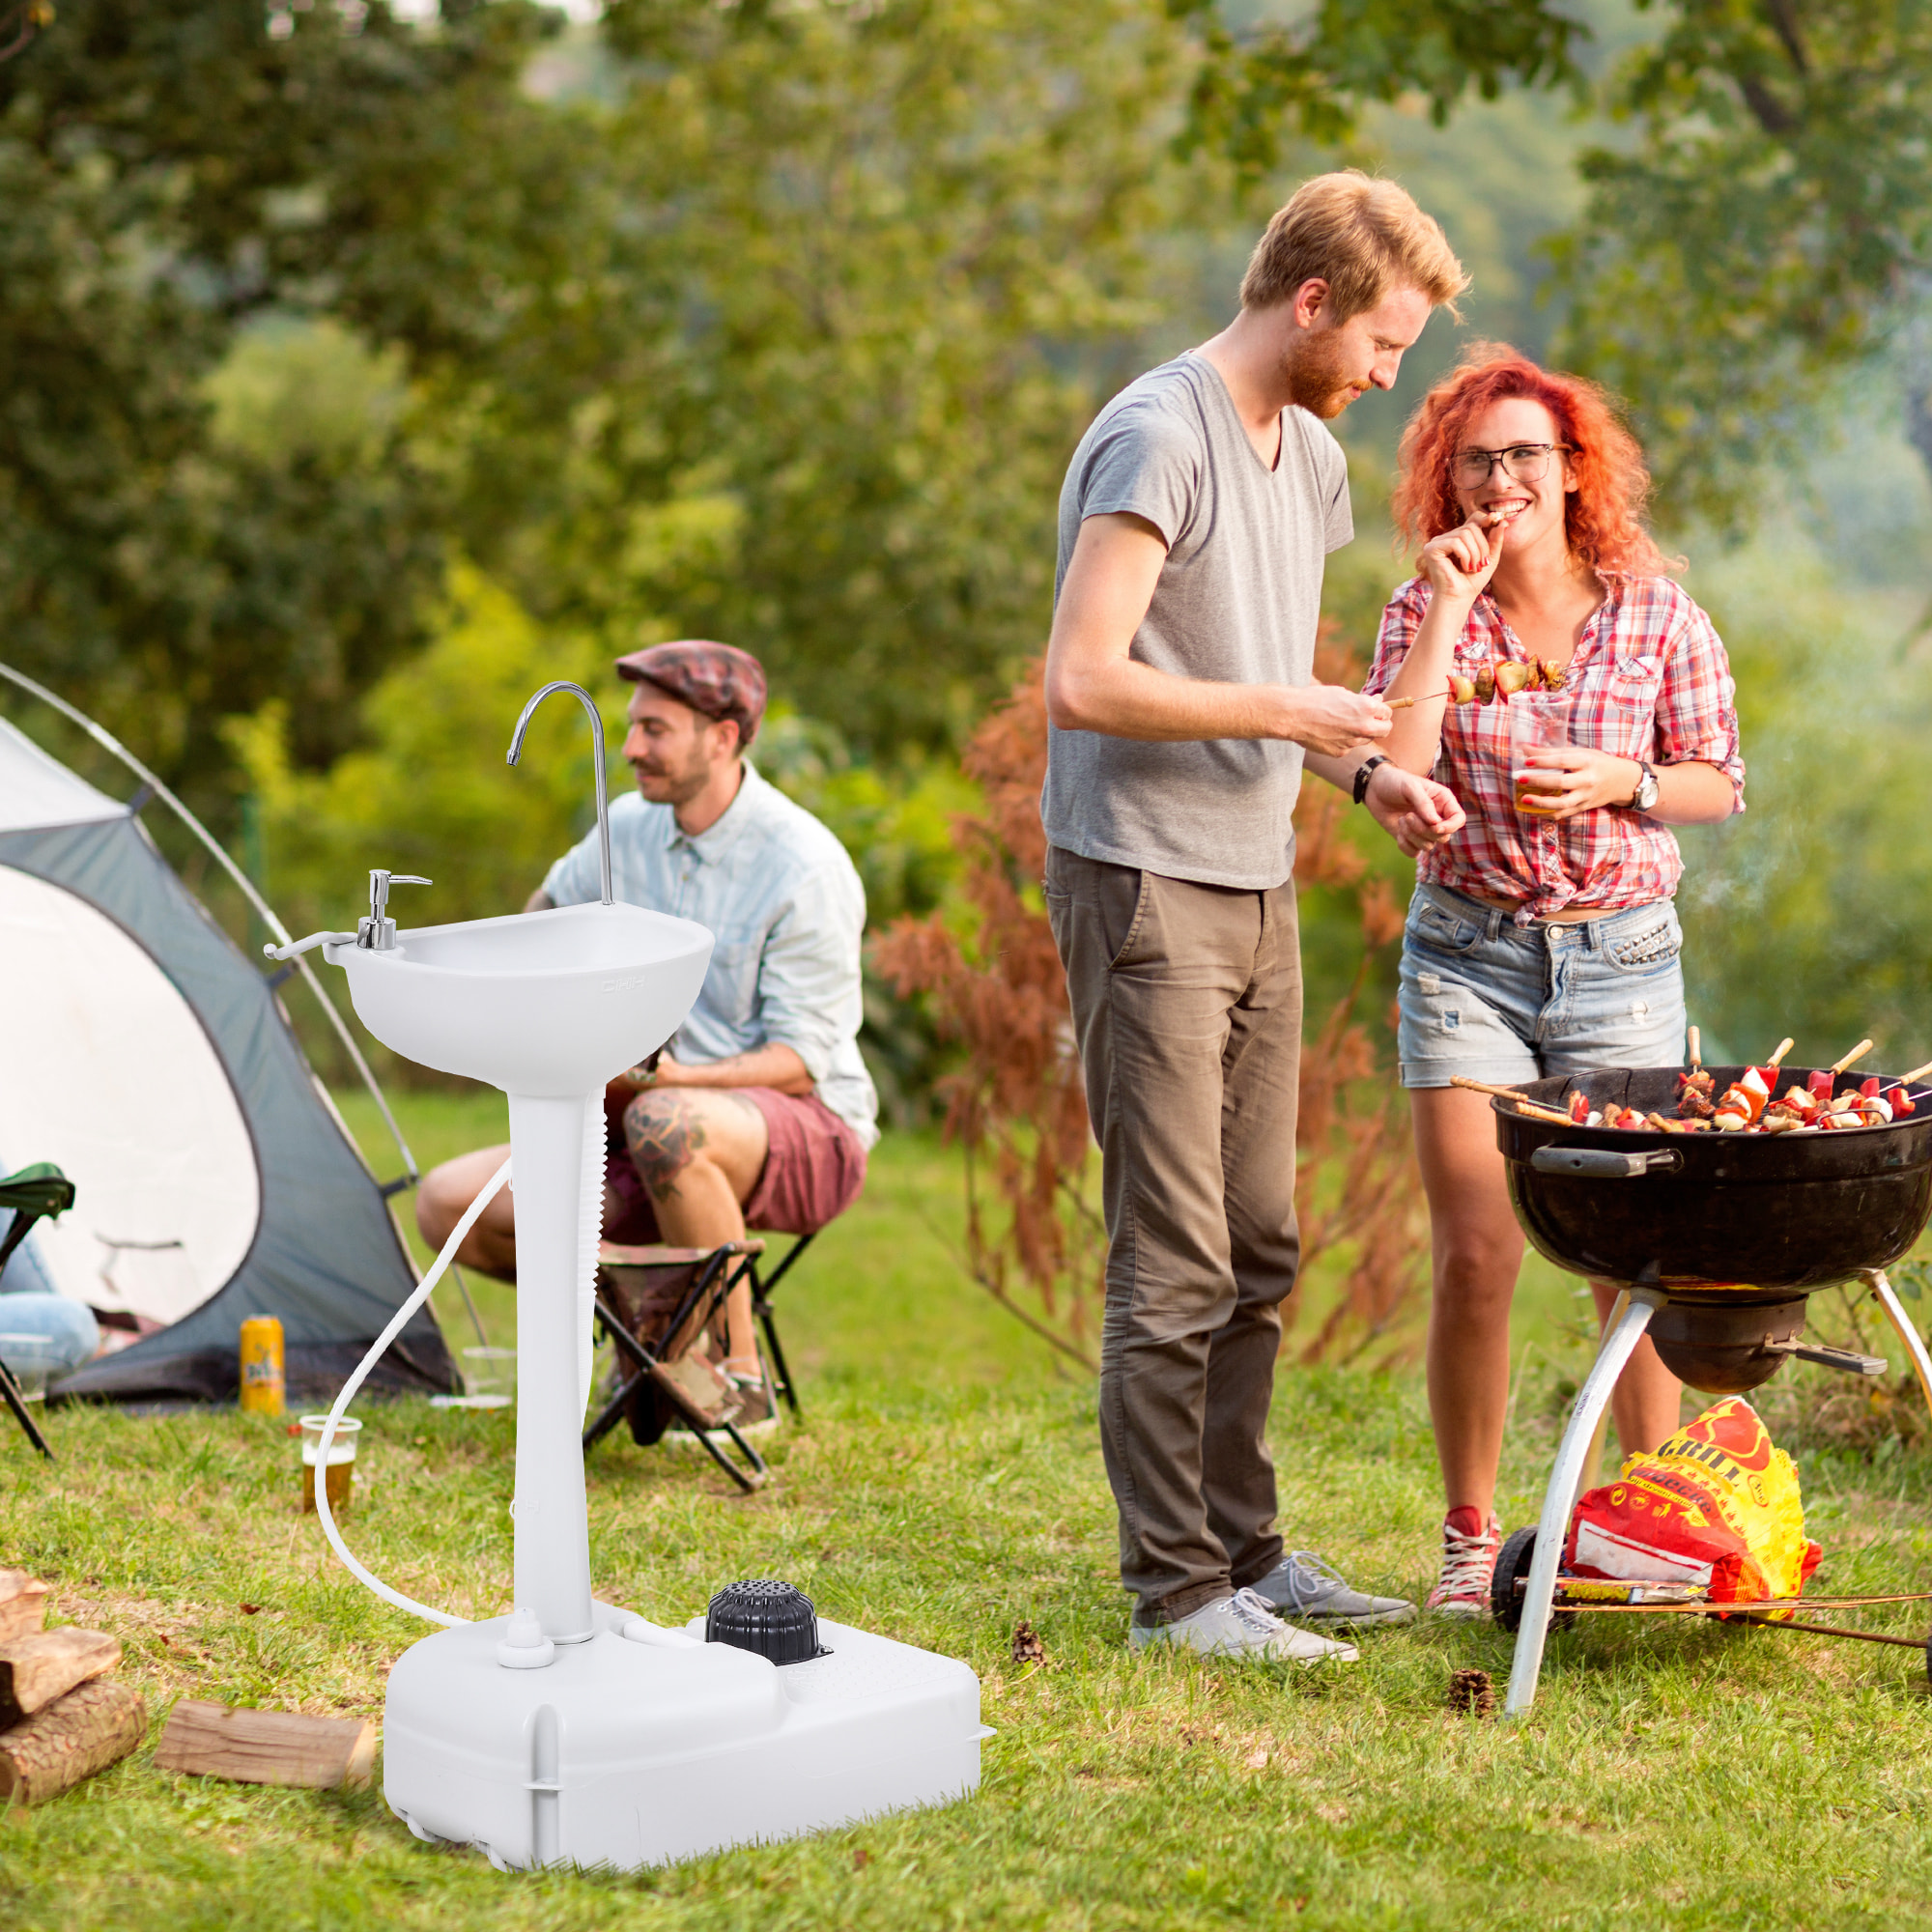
[508,680,613,907]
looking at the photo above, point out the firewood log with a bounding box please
[155,1700,376,1790]
[0,1628,120,1727]
[0,1570,49,1643]
[0,1679,147,1807]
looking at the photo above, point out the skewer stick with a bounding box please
[1383,687,1456,711]
[1448,1076,1576,1126]
[1830,1038,1875,1075]
[1895,1058,1932,1088]
[1766,1037,1795,1068]
[1687,1025,1701,1071]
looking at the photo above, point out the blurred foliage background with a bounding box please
[4,0,1931,1116]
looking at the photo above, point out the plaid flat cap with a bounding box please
[613,639,767,745]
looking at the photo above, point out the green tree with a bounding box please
[454,0,1210,756]
[0,0,576,820]
[228,564,610,939]
[1170,0,1589,185]
[1553,1,1932,525]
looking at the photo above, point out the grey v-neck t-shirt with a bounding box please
[1041,353,1353,890]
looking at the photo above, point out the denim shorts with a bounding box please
[1397,882,1689,1090]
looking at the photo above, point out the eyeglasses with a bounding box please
[1450,442,1573,488]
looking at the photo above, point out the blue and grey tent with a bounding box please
[0,676,455,1405]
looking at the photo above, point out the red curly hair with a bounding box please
[1390,342,1676,579]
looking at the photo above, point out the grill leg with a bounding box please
[1863,1269,1932,1425]
[1505,1288,1662,1719]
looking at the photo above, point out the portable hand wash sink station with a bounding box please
[270,682,986,1871]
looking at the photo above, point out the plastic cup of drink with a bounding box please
[0,1338,50,1404]
[1510,692,1574,817]
[461,1346,517,1408]
[300,1413,362,1515]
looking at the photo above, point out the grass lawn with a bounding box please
[6,1086,1932,1929]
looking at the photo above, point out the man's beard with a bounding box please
[1280,327,1358,419]
[632,755,711,808]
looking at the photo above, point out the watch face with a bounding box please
[1636,769,1660,809]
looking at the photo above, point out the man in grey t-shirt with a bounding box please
[1043,171,1469,1662]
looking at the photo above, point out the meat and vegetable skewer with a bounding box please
[1460,1039,1924,1136]
[1674,1036,1913,1133]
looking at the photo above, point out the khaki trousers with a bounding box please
[1044,845,1302,1623]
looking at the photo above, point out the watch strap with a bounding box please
[1352,754,1388,807]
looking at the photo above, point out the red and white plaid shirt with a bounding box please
[1364,574,1746,921]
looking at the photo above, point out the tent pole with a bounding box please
[451,1264,491,1350]
[0,662,418,1184]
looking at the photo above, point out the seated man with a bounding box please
[418,640,877,1428]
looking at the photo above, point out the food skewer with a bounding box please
[1896,1058,1932,1088]
[1687,1026,1701,1072]
[1767,1037,1795,1069]
[1448,1076,1575,1126]
[1830,1038,1875,1074]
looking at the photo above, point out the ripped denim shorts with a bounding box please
[1396,882,1688,1090]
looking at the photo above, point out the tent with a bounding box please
[0,701,455,1405]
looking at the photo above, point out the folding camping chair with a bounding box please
[0,1162,74,1460]
[581,1232,817,1493]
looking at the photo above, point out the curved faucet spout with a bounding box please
[507,681,613,907]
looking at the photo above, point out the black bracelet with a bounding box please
[1352,754,1388,807]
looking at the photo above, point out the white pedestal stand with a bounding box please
[375,1072,986,1867]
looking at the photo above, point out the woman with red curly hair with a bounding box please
[1362,344,1746,1617]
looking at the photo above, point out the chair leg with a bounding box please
[756,1300,801,1418]
[585,1287,766,1490]
[0,1357,53,1460]
[642,1363,763,1494]
[582,1375,641,1452]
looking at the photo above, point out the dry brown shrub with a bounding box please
[872,633,1429,1370]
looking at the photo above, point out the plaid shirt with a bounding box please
[1365,575,1746,921]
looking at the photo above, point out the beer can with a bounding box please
[239,1315,285,1416]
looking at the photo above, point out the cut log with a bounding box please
[155,1700,377,1790]
[0,1627,120,1726]
[0,1678,147,1807]
[0,1570,49,1643]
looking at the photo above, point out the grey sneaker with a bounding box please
[1250,1550,1415,1628]
[1127,1587,1359,1664]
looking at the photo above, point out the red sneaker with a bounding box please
[1425,1507,1502,1619]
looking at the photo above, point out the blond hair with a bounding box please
[1239,171,1467,321]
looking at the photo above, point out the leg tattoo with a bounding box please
[624,1094,708,1203]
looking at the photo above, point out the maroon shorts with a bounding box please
[603,1087,868,1246]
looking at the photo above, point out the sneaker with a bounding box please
[1127,1587,1359,1664]
[1425,1507,1502,1619]
[664,1372,781,1450]
[1250,1550,1416,1628]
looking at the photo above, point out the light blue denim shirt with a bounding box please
[542,761,879,1149]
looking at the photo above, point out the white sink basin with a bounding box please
[327,902,714,1097]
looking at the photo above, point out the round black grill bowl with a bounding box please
[1495,1067,1932,1292]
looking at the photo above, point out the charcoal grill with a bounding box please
[1489,1066,1932,1717]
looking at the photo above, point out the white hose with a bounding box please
[312,1155,512,1627]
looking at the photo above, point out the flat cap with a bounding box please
[613,640,766,746]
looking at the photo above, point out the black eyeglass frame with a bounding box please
[1450,442,1576,485]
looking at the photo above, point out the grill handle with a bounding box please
[1765,1338,1889,1378]
[1529,1145,1686,1179]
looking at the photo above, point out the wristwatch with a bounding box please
[1352,754,1389,807]
[1627,760,1660,812]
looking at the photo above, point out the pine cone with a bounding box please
[1446,1666,1495,1718]
[1009,1620,1046,1667]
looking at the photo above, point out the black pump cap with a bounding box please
[704,1578,829,1665]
